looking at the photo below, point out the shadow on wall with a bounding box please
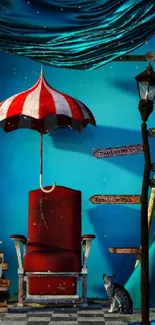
[50,124,143,176]
[87,204,140,294]
[108,80,138,96]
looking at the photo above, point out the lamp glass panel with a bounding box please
[139,81,149,99]
[148,85,155,101]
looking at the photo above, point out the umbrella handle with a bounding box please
[40,174,56,193]
[40,131,56,193]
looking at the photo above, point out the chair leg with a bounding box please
[82,274,88,307]
[17,274,24,307]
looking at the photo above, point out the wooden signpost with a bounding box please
[89,195,140,204]
[114,53,155,62]
[109,248,141,254]
[93,144,143,158]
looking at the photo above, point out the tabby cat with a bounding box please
[103,274,133,314]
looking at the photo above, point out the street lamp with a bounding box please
[136,64,155,121]
[135,53,155,325]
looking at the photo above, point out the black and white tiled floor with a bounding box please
[0,306,155,324]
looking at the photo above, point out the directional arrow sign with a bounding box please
[149,128,155,137]
[89,195,140,204]
[93,144,143,158]
[109,248,141,254]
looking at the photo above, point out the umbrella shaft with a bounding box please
[40,132,43,175]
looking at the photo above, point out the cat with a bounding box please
[103,273,133,314]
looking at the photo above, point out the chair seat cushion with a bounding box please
[24,250,81,272]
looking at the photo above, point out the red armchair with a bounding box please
[10,186,95,306]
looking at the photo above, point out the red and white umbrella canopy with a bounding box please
[0,71,96,193]
[0,71,96,133]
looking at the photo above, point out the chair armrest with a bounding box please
[10,234,27,245]
[10,234,27,270]
[81,234,96,269]
[81,234,96,241]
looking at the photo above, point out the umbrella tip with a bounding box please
[41,64,44,76]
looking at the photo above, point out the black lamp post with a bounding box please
[135,56,155,325]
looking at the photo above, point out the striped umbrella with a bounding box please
[0,69,96,193]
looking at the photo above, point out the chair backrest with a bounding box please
[28,185,81,254]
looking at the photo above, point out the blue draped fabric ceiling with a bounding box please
[0,0,155,70]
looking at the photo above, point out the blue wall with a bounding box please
[0,36,155,301]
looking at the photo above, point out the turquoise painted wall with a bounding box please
[0,36,155,303]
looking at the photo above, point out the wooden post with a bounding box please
[140,122,151,325]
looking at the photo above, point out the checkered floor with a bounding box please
[0,306,155,324]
